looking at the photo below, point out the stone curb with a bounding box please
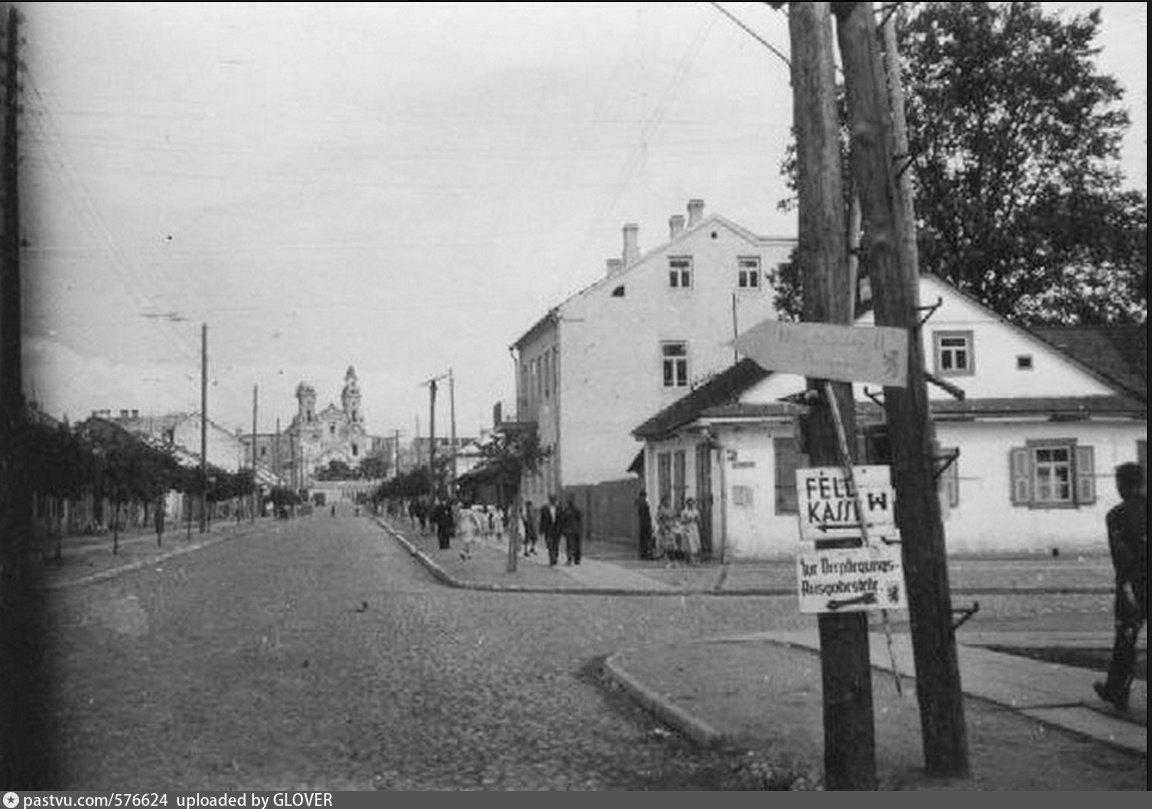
[601,649,725,749]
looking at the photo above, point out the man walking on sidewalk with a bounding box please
[1094,462,1147,712]
[561,493,583,566]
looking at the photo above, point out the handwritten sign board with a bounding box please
[796,541,906,613]
[796,465,895,541]
[731,319,908,388]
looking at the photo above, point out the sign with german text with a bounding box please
[796,542,906,613]
[732,319,907,387]
[796,465,895,541]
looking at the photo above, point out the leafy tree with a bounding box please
[901,2,1145,325]
[358,455,390,480]
[774,2,1147,326]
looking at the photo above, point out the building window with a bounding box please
[673,449,687,510]
[933,330,974,376]
[657,452,672,508]
[612,285,625,297]
[260,446,267,457]
[668,256,693,288]
[329,424,336,437]
[774,436,807,514]
[738,256,761,289]
[939,447,960,508]
[662,342,689,388]
[1010,440,1095,508]
[543,352,551,400]
[352,444,358,457]
[1016,355,1033,370]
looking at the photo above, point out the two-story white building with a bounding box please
[511,199,795,538]
[633,274,1147,557]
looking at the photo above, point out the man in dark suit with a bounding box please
[539,494,563,567]
[561,493,583,565]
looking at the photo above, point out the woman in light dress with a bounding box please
[678,497,702,566]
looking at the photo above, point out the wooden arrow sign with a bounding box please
[732,319,908,388]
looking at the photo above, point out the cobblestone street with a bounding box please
[42,513,813,790]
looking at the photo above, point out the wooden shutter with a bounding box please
[1009,447,1031,505]
[1075,445,1096,505]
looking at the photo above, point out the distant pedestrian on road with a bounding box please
[540,494,563,567]
[1094,462,1147,712]
[432,497,454,550]
[656,494,678,565]
[561,493,583,566]
[154,498,165,547]
[636,490,653,560]
[521,500,538,556]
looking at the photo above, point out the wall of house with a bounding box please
[516,323,561,497]
[936,419,1146,554]
[172,418,244,472]
[560,220,794,488]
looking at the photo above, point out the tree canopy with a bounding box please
[775,1,1147,326]
[900,1,1146,325]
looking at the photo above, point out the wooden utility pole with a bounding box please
[428,378,437,495]
[448,368,457,495]
[832,0,968,777]
[251,384,258,522]
[788,2,876,789]
[199,323,208,533]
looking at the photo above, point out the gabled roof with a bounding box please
[510,212,796,350]
[632,358,771,440]
[1031,325,1147,403]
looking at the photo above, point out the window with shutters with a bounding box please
[737,256,761,289]
[673,449,687,510]
[657,451,672,508]
[1009,440,1096,509]
[939,447,960,508]
[774,436,808,515]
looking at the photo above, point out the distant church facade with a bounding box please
[289,366,370,482]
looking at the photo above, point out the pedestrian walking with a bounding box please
[539,494,563,567]
[1094,462,1147,712]
[154,497,165,547]
[561,493,583,565]
[522,500,539,556]
[456,500,481,561]
[432,496,454,550]
[636,490,653,560]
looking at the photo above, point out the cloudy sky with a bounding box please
[19,2,1147,439]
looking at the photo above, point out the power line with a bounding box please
[709,2,790,68]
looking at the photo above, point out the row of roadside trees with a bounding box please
[20,415,256,557]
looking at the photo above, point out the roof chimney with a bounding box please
[669,214,685,240]
[606,258,623,276]
[622,223,640,266]
[687,198,705,227]
[131,409,139,419]
[119,409,129,419]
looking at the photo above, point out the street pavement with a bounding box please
[31,510,1148,790]
[380,513,1147,789]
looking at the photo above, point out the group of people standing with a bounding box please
[636,490,702,566]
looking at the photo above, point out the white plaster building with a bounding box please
[511,199,796,524]
[103,408,246,473]
[633,274,1147,558]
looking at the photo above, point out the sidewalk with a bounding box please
[382,516,1147,789]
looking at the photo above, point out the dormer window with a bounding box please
[668,256,693,289]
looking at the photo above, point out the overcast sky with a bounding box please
[19,2,1148,439]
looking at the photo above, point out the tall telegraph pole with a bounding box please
[787,2,876,789]
[833,0,968,777]
[251,384,257,522]
[199,323,208,533]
